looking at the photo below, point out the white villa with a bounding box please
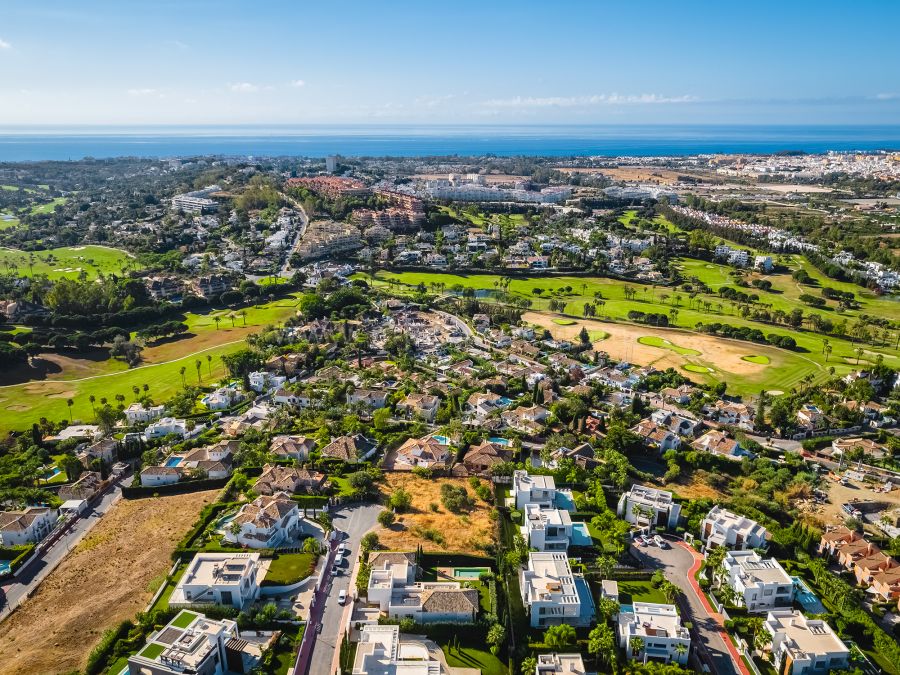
[722,550,794,613]
[353,625,441,675]
[366,551,479,624]
[763,610,850,675]
[520,552,592,628]
[144,417,189,440]
[701,506,768,550]
[535,653,586,675]
[0,506,58,546]
[170,552,263,610]
[224,492,300,549]
[124,402,166,425]
[523,504,573,552]
[617,485,681,530]
[618,602,691,665]
[513,470,573,511]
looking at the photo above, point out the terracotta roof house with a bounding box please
[692,430,745,460]
[394,436,451,470]
[269,435,316,461]
[253,464,326,496]
[59,471,103,501]
[463,441,514,475]
[321,434,377,463]
[225,492,300,549]
[396,393,441,422]
[630,419,681,453]
[0,506,58,546]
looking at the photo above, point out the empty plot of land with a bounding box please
[375,473,495,555]
[0,490,218,675]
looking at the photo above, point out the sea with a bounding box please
[0,124,899,161]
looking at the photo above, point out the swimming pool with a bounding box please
[43,467,62,479]
[165,456,183,467]
[571,522,593,546]
[0,561,11,576]
[792,576,826,614]
[430,434,449,445]
[453,567,490,579]
[488,437,511,446]
[498,397,513,406]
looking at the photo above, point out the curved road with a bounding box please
[631,539,749,675]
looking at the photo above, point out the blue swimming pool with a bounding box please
[0,561,10,575]
[792,576,826,614]
[571,522,593,546]
[43,467,62,479]
[165,457,183,467]
[430,434,449,444]
[498,397,513,406]
[488,437,511,446]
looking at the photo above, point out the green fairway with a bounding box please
[552,318,576,325]
[0,213,19,230]
[638,335,701,356]
[683,364,713,373]
[742,355,770,364]
[30,196,68,215]
[588,330,609,341]
[0,245,139,280]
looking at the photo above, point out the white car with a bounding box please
[338,590,347,605]
[338,543,348,556]
[335,554,344,566]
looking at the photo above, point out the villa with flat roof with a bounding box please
[617,485,681,530]
[723,550,793,613]
[618,602,691,665]
[170,552,263,610]
[352,625,441,675]
[513,470,574,511]
[520,552,593,628]
[523,504,573,552]
[535,653,586,675]
[701,505,768,550]
[763,610,849,675]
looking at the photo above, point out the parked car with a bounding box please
[335,554,344,566]
[332,564,340,576]
[653,535,668,548]
[338,590,347,605]
[338,543,348,556]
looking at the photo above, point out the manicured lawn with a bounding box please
[328,475,356,497]
[616,580,668,605]
[683,364,713,373]
[139,642,166,659]
[588,330,609,341]
[0,244,138,280]
[262,553,317,586]
[30,196,68,215]
[442,644,508,675]
[149,564,187,612]
[171,610,199,628]
[0,213,18,230]
[552,318,576,325]
[637,335,701,356]
[742,355,770,364]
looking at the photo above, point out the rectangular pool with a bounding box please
[165,457,183,467]
[571,522,593,546]
[488,437,511,446]
[453,567,490,579]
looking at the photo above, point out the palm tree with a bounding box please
[132,385,139,401]
[180,365,187,387]
[214,316,221,330]
[673,642,689,661]
[629,637,645,661]
[66,398,74,423]
[207,354,213,377]
[240,310,247,326]
[855,347,864,365]
[195,359,202,384]
[229,312,236,328]
[143,383,149,395]
[89,394,96,419]
[824,343,832,362]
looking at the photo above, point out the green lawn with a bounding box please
[0,245,139,280]
[552,318,576,326]
[587,330,609,341]
[616,580,668,605]
[171,610,199,628]
[0,213,19,230]
[442,644,508,675]
[742,355,770,364]
[30,196,68,215]
[683,364,713,374]
[637,335,701,356]
[149,564,187,612]
[139,642,166,659]
[262,553,317,586]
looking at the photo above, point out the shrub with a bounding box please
[377,509,396,527]
[440,483,474,513]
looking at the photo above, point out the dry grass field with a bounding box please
[0,490,218,675]
[375,473,496,555]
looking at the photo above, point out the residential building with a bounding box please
[172,185,220,214]
[59,471,103,501]
[224,492,300,549]
[0,506,58,546]
[394,435,451,469]
[396,393,440,422]
[701,505,768,550]
[535,653,586,675]
[630,419,681,453]
[618,603,690,665]
[321,434,378,462]
[513,470,573,511]
[269,435,316,461]
[253,464,326,496]
[617,485,681,530]
[520,552,593,628]
[523,504,573,552]
[201,386,245,411]
[124,402,166,425]
[127,610,264,675]
[77,437,118,468]
[170,553,263,610]
[462,441,514,476]
[352,625,441,675]
[763,610,850,675]
[796,404,826,430]
[347,388,389,409]
[692,430,748,461]
[722,551,793,613]
[755,255,774,272]
[144,417,188,440]
[366,552,478,624]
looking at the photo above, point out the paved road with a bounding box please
[631,539,744,675]
[0,473,133,621]
[304,503,381,675]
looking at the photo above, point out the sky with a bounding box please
[0,0,898,126]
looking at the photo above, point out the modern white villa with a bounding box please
[763,610,850,675]
[722,550,794,613]
[353,625,441,675]
[617,485,681,530]
[535,653,586,675]
[513,470,574,511]
[522,504,573,552]
[701,506,768,550]
[170,552,264,610]
[520,552,593,628]
[617,602,691,665]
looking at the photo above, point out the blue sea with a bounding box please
[0,124,899,160]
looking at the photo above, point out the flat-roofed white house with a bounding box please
[701,506,768,550]
[618,602,691,665]
[513,470,574,511]
[170,552,263,610]
[144,416,189,440]
[723,550,794,613]
[617,485,681,530]
[366,551,479,624]
[0,506,58,546]
[124,402,166,425]
[535,653,586,675]
[523,504,573,552]
[763,610,850,675]
[353,625,441,675]
[224,492,300,549]
[520,552,593,628]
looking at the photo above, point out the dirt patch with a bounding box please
[803,477,900,531]
[46,390,76,399]
[553,166,692,185]
[375,473,496,555]
[0,490,219,675]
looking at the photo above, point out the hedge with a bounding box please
[0,544,35,576]
[420,552,496,570]
[123,476,230,499]
[85,619,134,675]
[175,501,240,551]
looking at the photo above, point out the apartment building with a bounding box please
[701,505,768,550]
[763,611,849,675]
[172,185,221,214]
[723,551,793,613]
[617,485,682,530]
[520,552,593,628]
[617,603,691,665]
[170,553,263,610]
[523,504,574,552]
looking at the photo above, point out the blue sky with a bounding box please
[0,0,898,125]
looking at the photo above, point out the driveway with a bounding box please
[0,473,133,621]
[300,503,381,675]
[631,538,748,675]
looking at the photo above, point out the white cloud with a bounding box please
[229,82,259,93]
[482,93,698,108]
[875,93,899,101]
[127,88,160,97]
[0,39,11,50]
[290,79,306,88]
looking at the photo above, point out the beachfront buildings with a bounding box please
[520,552,593,628]
[617,603,691,665]
[352,625,442,675]
[535,653,586,675]
[523,504,574,552]
[617,485,681,530]
[701,506,768,550]
[223,492,300,549]
[763,610,850,675]
[366,552,479,624]
[722,551,794,613]
[170,553,263,610]
[127,610,264,675]
[0,506,58,546]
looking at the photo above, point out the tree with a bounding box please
[195,359,202,384]
[66,398,74,422]
[180,365,187,387]
[588,623,617,667]
[377,509,396,527]
[543,624,576,649]
[629,636,645,660]
[389,488,412,512]
[486,623,505,656]
[361,532,379,551]
[214,316,222,330]
[88,394,96,419]
[207,354,213,376]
